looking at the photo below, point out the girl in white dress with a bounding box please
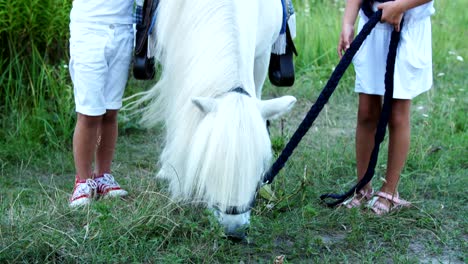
[337,0,435,214]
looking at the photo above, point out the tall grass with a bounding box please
[0,0,73,164]
[293,0,344,70]
[266,0,357,103]
[0,0,71,63]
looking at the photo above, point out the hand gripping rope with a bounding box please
[262,8,404,207]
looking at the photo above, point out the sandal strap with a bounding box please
[347,197,362,208]
[359,188,374,200]
[375,191,411,207]
[341,188,374,208]
[368,196,390,215]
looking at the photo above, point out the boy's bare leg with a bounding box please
[355,94,382,193]
[73,113,103,180]
[95,110,119,176]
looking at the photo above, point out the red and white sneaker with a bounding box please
[94,173,128,198]
[69,178,97,208]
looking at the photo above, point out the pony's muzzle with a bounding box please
[213,209,251,240]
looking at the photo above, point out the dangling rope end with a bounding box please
[319,193,348,207]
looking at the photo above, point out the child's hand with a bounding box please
[377,1,404,32]
[338,24,355,59]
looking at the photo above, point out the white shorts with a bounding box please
[69,22,134,116]
[353,15,433,99]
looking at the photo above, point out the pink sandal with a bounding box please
[367,191,411,215]
[341,188,374,209]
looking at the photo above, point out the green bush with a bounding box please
[0,0,73,162]
[0,0,71,63]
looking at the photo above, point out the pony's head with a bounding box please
[186,87,296,238]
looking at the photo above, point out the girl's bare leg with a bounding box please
[381,99,411,195]
[355,93,382,193]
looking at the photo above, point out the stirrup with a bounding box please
[269,24,297,87]
[133,0,158,80]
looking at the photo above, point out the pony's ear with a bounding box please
[192,97,218,113]
[258,96,296,120]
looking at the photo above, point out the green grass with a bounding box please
[1,0,467,262]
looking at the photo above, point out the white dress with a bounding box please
[353,1,435,99]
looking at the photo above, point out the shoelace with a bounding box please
[102,174,117,186]
[73,179,97,199]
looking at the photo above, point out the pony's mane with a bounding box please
[139,0,241,127]
[131,0,272,211]
[185,95,271,211]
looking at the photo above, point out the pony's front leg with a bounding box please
[253,51,271,99]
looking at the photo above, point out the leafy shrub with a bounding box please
[0,0,73,162]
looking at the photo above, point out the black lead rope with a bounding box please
[263,8,404,207]
[321,18,404,207]
[263,10,384,185]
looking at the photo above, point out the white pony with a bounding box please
[137,0,296,238]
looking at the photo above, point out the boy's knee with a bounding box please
[103,110,118,123]
[77,113,103,128]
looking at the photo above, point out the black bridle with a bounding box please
[229,86,251,97]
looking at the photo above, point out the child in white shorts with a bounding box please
[68,0,134,207]
[337,0,435,214]
[69,23,133,115]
